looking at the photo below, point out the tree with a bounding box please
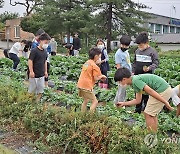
[0,0,4,8]
[9,0,43,16]
[0,11,19,31]
[89,0,149,52]
[21,0,92,42]
[0,11,19,24]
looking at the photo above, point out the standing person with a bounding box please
[73,33,81,56]
[171,85,180,117]
[64,34,73,45]
[132,32,159,114]
[28,33,51,101]
[114,35,132,104]
[9,40,26,70]
[49,38,57,56]
[31,29,45,50]
[114,68,174,132]
[77,47,107,112]
[96,39,110,89]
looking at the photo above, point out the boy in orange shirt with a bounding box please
[77,47,107,112]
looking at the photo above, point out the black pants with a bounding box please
[9,53,20,70]
[3,49,9,58]
[135,94,149,114]
[45,62,50,82]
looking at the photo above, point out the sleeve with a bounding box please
[115,52,122,65]
[92,64,102,78]
[55,42,58,50]
[133,79,147,93]
[149,49,159,72]
[29,50,36,61]
[171,85,180,106]
[132,52,137,73]
[103,49,109,62]
[14,43,22,51]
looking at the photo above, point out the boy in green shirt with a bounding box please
[114,68,174,132]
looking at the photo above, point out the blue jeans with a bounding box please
[9,53,20,70]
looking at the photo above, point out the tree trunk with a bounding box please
[106,3,112,53]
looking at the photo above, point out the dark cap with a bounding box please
[35,29,45,36]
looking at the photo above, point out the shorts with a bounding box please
[144,87,172,116]
[78,88,97,101]
[28,77,45,94]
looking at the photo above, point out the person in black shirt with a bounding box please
[28,33,51,100]
[73,33,81,56]
[132,32,159,114]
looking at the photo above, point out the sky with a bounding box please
[0,0,180,19]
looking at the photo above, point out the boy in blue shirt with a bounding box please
[114,35,132,104]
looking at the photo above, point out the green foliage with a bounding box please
[0,52,179,153]
[0,11,19,24]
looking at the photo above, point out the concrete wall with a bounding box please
[158,44,180,51]
[5,18,34,42]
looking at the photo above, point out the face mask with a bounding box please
[42,44,48,49]
[97,45,104,49]
[121,47,128,52]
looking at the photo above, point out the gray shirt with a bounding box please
[49,41,57,52]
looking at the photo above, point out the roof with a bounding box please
[147,13,180,27]
[151,33,180,44]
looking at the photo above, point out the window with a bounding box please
[155,24,161,34]
[163,25,168,34]
[149,23,154,33]
[176,27,180,33]
[170,26,175,33]
[14,25,20,38]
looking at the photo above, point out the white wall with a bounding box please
[158,44,180,51]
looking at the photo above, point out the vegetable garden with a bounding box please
[0,52,179,153]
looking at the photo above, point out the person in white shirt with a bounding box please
[171,85,180,117]
[9,40,26,70]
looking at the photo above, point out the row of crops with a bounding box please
[0,53,179,153]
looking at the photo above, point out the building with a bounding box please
[143,13,180,51]
[145,13,180,34]
[5,18,34,42]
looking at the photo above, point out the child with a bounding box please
[28,33,51,100]
[9,40,27,70]
[132,32,159,114]
[171,85,180,117]
[114,68,173,132]
[77,47,107,112]
[96,39,110,89]
[114,35,131,104]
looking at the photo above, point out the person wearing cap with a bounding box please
[31,29,45,50]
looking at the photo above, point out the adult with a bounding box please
[64,34,73,45]
[49,38,57,56]
[73,33,81,56]
[31,29,45,50]
[9,40,26,70]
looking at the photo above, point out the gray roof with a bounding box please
[147,13,180,28]
[151,33,180,44]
